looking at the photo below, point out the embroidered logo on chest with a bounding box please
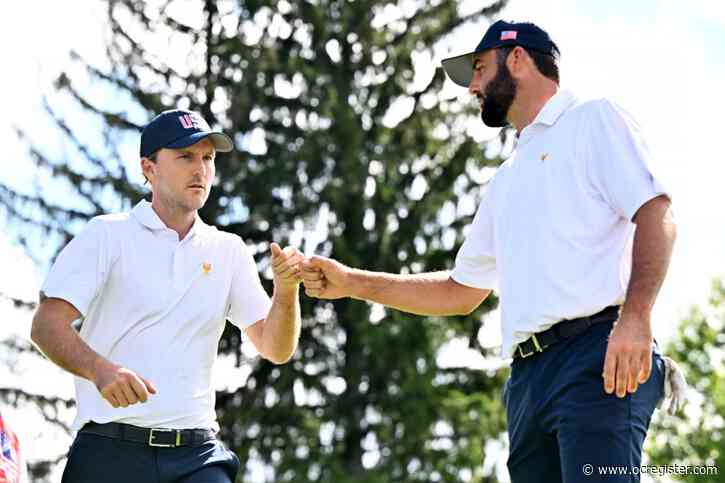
[540,152,549,161]
[202,262,212,275]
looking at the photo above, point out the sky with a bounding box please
[1,0,724,481]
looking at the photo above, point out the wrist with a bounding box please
[274,282,300,298]
[617,309,652,334]
[619,305,651,323]
[89,356,114,387]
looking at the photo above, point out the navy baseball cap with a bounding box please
[140,109,234,158]
[441,20,559,88]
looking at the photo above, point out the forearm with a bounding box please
[259,286,301,364]
[31,315,107,384]
[622,196,677,319]
[349,270,490,316]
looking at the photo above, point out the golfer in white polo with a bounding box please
[31,109,303,483]
[301,20,682,483]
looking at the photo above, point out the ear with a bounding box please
[140,157,156,184]
[506,46,528,77]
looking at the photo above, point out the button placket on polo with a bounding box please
[172,230,203,291]
[161,229,181,292]
[172,237,192,292]
[172,244,182,291]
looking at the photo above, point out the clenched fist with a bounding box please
[93,360,157,408]
[300,255,354,300]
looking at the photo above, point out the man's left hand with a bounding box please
[602,312,653,398]
[270,243,304,292]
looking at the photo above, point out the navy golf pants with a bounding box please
[504,320,665,483]
[61,431,239,483]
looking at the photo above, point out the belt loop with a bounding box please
[118,423,125,440]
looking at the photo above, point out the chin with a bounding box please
[189,199,206,211]
[177,198,203,212]
[196,195,211,210]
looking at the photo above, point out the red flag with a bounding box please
[0,413,22,483]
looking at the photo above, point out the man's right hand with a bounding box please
[301,256,354,300]
[93,361,157,408]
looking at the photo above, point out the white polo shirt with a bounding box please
[451,90,668,359]
[41,200,272,431]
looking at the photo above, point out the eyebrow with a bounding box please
[178,150,215,157]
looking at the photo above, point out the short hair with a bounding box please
[496,45,560,84]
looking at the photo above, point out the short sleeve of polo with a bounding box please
[584,99,668,221]
[227,239,272,330]
[450,188,498,290]
[41,217,111,316]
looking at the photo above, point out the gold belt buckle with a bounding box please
[517,334,543,359]
[148,428,181,447]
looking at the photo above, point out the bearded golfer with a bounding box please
[31,109,303,483]
[302,21,677,482]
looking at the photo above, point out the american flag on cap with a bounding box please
[0,414,22,483]
[500,30,518,40]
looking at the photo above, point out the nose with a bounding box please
[468,71,482,97]
[192,156,206,178]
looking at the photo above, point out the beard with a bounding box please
[479,63,517,128]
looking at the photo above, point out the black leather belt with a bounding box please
[513,305,620,360]
[80,422,216,448]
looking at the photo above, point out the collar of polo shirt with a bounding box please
[533,90,577,127]
[517,90,578,145]
[131,200,208,238]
